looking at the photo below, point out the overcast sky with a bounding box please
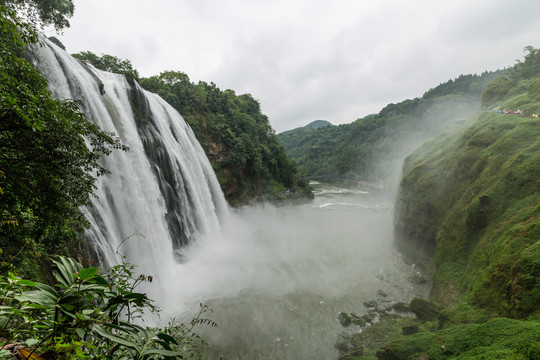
[49,0,540,132]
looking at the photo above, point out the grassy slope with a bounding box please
[382,318,540,360]
[377,115,538,359]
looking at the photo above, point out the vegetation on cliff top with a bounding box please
[288,119,334,132]
[0,0,74,31]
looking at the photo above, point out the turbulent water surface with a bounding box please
[163,184,427,360]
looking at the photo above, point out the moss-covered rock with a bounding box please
[392,302,411,313]
[401,324,419,335]
[409,298,444,321]
[338,312,353,327]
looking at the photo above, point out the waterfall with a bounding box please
[28,39,230,285]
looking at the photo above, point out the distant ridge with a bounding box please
[279,120,333,136]
[303,120,333,129]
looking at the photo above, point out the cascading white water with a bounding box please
[28,40,230,292]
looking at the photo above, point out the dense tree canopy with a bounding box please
[0,5,124,278]
[0,0,74,30]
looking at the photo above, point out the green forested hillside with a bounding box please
[138,72,312,204]
[395,46,540,315]
[396,113,540,316]
[278,71,503,185]
[301,119,333,130]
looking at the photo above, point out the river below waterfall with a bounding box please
[158,183,428,360]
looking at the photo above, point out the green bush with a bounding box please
[0,256,210,359]
[481,77,514,106]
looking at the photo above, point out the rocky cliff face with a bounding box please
[394,112,540,318]
[206,142,228,163]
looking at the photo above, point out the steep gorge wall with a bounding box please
[394,112,540,318]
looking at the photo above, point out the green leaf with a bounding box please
[75,327,85,339]
[35,283,58,296]
[75,283,107,293]
[91,324,138,350]
[15,279,37,287]
[53,256,83,288]
[23,338,39,347]
[123,292,149,306]
[62,303,74,311]
[90,275,110,286]
[16,289,58,308]
[77,267,98,280]
[25,303,50,310]
[156,332,178,346]
[140,348,184,358]
[0,317,9,330]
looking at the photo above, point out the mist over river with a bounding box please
[157,183,428,360]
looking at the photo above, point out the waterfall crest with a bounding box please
[28,40,229,278]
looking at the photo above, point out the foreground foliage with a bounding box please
[0,256,208,359]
